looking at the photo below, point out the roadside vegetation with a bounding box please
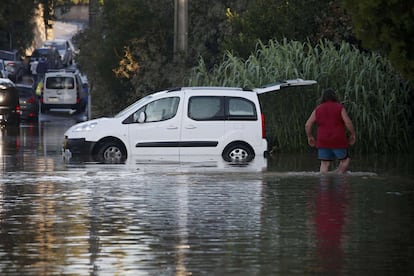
[1,0,413,153]
[190,39,412,153]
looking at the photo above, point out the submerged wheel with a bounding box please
[96,142,126,163]
[222,143,255,162]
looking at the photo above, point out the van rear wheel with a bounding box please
[222,143,254,162]
[96,142,126,163]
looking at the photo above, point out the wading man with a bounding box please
[305,88,356,173]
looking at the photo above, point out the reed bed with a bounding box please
[189,39,413,153]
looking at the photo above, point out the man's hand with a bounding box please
[307,136,316,147]
[349,133,356,146]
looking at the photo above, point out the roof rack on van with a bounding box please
[167,86,251,92]
[167,87,182,92]
[46,68,79,74]
[186,86,250,91]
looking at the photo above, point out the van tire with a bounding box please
[96,141,126,163]
[222,143,255,162]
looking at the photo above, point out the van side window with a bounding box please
[227,97,257,120]
[188,96,224,120]
[131,97,180,123]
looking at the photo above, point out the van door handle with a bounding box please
[167,125,178,129]
[185,125,196,129]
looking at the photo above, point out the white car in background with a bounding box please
[41,69,87,113]
[43,38,75,66]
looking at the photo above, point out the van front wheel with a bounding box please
[96,142,126,163]
[222,143,254,162]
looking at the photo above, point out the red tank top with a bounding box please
[315,101,348,148]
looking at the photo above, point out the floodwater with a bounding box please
[1,115,413,275]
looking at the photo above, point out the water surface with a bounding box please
[0,122,413,275]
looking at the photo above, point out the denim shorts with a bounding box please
[318,148,348,161]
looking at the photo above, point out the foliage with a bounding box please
[189,39,413,153]
[0,0,36,53]
[73,0,361,117]
[187,0,247,68]
[74,0,177,116]
[221,0,347,58]
[75,0,246,116]
[342,0,414,81]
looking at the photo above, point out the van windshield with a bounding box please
[46,77,74,89]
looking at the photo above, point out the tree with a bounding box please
[342,0,414,81]
[221,0,333,58]
[75,0,238,116]
[0,0,35,52]
[74,0,176,116]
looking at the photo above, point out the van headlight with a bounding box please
[73,122,97,132]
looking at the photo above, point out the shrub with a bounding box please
[189,39,413,153]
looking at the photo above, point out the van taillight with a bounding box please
[261,113,266,138]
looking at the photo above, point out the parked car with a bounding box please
[29,47,63,71]
[43,39,75,67]
[0,50,26,82]
[63,79,316,163]
[40,69,87,113]
[0,59,7,78]
[0,78,20,126]
[15,84,39,121]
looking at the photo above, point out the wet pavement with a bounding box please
[1,114,414,275]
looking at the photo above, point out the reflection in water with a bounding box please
[1,119,414,274]
[175,175,190,276]
[311,175,349,274]
[0,122,73,173]
[0,127,21,171]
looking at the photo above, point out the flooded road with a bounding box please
[1,116,413,275]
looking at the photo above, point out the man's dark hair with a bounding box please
[321,88,338,103]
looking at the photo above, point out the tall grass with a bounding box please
[189,39,413,153]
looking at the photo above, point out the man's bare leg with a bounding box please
[320,160,331,173]
[336,157,350,174]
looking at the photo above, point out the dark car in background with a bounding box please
[0,78,20,126]
[15,84,39,121]
[43,39,75,67]
[29,47,63,71]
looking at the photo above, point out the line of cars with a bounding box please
[0,78,41,126]
[1,68,88,127]
[0,50,26,83]
[1,38,87,127]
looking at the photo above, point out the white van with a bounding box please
[63,79,316,163]
[41,70,87,113]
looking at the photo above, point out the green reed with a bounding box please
[189,39,413,153]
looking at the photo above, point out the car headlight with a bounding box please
[73,122,97,132]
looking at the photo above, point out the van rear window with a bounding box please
[45,77,74,89]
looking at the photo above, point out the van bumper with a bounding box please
[63,137,95,156]
[42,103,80,110]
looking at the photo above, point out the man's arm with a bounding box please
[305,110,316,147]
[341,108,356,145]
